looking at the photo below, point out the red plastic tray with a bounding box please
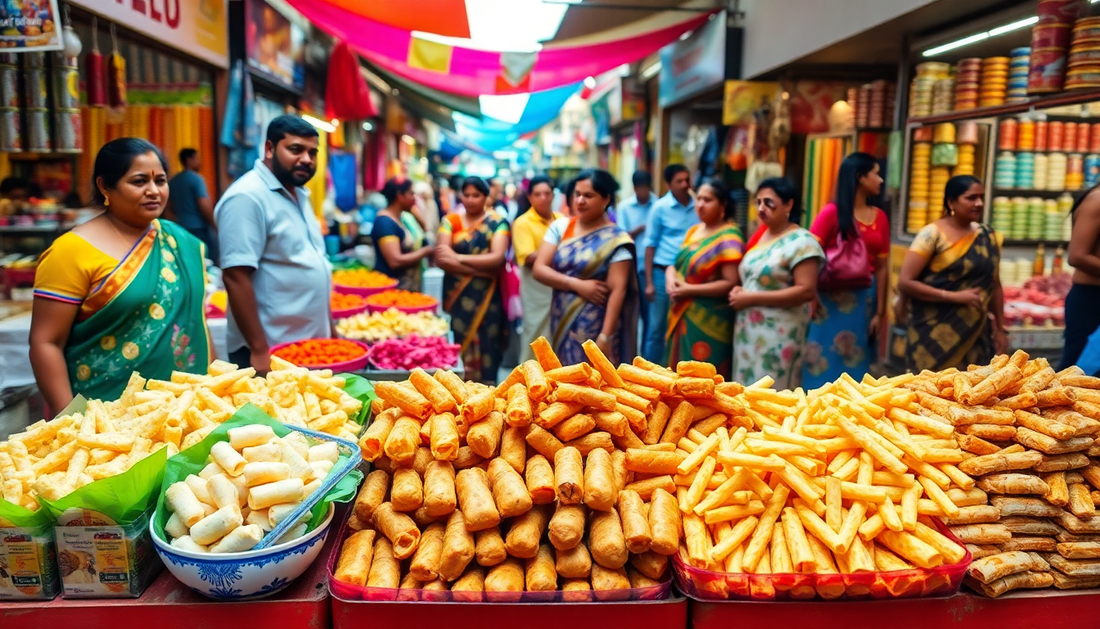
[326,508,672,603]
[270,339,371,372]
[689,590,1100,629]
[673,519,971,602]
[365,302,438,316]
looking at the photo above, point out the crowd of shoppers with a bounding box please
[38,111,1100,412]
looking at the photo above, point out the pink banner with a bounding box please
[285,0,716,96]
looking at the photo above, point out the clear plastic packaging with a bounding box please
[673,519,971,602]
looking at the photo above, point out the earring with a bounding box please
[104,198,110,207]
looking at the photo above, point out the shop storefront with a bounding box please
[0,0,227,260]
[888,1,1094,367]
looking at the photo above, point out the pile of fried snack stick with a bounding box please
[910,351,1100,597]
[0,358,363,510]
[336,339,1100,600]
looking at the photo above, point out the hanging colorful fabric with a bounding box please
[107,24,127,108]
[325,42,378,121]
[85,17,106,106]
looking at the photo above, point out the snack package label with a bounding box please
[55,508,159,598]
[0,527,58,600]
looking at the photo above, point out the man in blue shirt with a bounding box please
[167,148,217,263]
[643,164,697,364]
[617,170,655,339]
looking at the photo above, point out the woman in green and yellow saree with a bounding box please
[30,138,211,412]
[665,179,744,377]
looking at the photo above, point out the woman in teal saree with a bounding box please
[30,139,210,412]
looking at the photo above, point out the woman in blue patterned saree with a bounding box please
[533,169,638,365]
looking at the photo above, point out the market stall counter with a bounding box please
[689,589,1100,629]
[332,594,688,629]
[0,524,336,629]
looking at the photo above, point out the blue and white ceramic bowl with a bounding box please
[150,503,334,600]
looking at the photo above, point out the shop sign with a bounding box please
[658,11,726,108]
[591,93,611,146]
[245,0,306,91]
[70,0,228,68]
[723,80,778,126]
[0,0,62,51]
[622,77,646,123]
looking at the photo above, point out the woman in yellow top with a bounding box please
[30,138,211,411]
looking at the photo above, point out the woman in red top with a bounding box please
[802,152,890,388]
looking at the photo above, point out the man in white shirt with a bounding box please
[217,115,332,373]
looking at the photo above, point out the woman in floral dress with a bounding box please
[729,178,825,388]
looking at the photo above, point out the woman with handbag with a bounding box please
[802,152,890,388]
[729,178,824,389]
[897,175,1007,372]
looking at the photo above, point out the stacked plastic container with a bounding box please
[981,57,1010,107]
[910,62,950,117]
[1066,16,1100,90]
[954,58,982,111]
[908,134,932,233]
[1008,47,1032,102]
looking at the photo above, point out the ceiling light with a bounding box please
[988,16,1039,36]
[923,15,1039,57]
[641,61,662,80]
[302,114,337,133]
[583,76,596,89]
[362,121,374,131]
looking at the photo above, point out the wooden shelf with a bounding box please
[4,152,80,161]
[908,88,1100,125]
[991,188,1079,196]
[1002,238,1068,246]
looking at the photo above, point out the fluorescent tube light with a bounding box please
[302,114,337,133]
[923,15,1038,57]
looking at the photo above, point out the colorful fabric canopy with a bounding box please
[450,82,580,153]
[285,0,716,96]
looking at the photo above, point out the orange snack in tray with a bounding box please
[365,290,438,309]
[333,268,395,288]
[272,338,366,367]
[332,292,369,311]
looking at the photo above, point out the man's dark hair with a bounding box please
[266,114,319,146]
[632,170,653,188]
[179,148,198,166]
[663,164,689,184]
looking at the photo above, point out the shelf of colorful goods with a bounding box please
[907,87,1100,126]
[1000,239,1070,247]
[990,188,1080,198]
[687,589,1100,629]
[0,526,336,629]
